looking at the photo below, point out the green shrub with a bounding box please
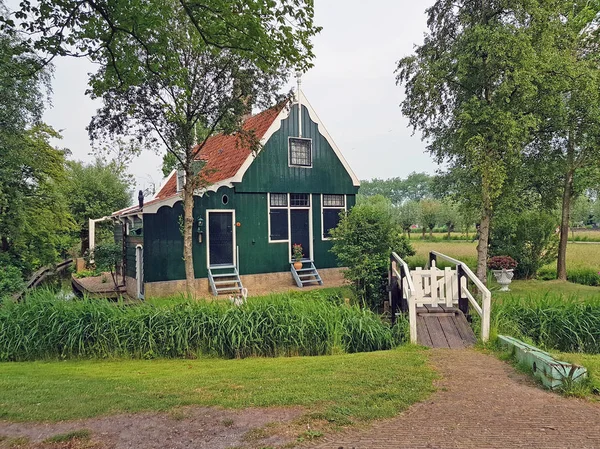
[0,290,407,361]
[536,266,556,280]
[536,267,600,286]
[73,269,101,279]
[489,210,558,279]
[492,293,600,353]
[90,243,122,288]
[330,196,414,309]
[0,261,24,297]
[567,268,600,286]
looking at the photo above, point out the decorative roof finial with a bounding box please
[296,71,302,103]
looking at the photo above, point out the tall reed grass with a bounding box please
[0,290,407,361]
[493,293,600,354]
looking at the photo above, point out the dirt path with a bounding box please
[309,349,600,449]
[0,406,303,449]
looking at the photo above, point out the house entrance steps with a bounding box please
[389,251,490,349]
[291,261,324,288]
[208,265,245,296]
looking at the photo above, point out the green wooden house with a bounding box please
[112,88,360,298]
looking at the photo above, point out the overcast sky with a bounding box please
[40,0,437,194]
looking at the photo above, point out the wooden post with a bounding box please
[389,256,398,324]
[457,264,469,316]
[429,251,437,268]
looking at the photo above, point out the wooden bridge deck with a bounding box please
[416,305,477,349]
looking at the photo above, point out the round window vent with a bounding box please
[222,194,229,205]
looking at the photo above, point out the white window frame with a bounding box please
[267,193,313,262]
[288,136,313,168]
[176,169,186,193]
[321,194,347,241]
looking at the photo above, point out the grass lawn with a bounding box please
[554,353,600,396]
[495,280,600,299]
[0,346,435,423]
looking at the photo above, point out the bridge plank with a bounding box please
[453,313,477,345]
[422,316,450,348]
[416,316,433,347]
[438,316,466,349]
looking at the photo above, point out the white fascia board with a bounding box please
[298,90,360,187]
[151,169,177,201]
[225,103,292,184]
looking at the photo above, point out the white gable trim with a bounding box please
[298,90,360,187]
[226,91,360,187]
[143,91,360,215]
[151,169,177,201]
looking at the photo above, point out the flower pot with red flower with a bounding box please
[487,256,518,291]
[292,244,304,270]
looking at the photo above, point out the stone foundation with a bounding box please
[143,267,348,299]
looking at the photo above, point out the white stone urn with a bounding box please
[493,269,514,292]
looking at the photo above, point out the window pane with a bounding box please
[270,209,288,240]
[323,194,345,207]
[323,208,343,238]
[270,193,288,207]
[290,193,310,207]
[289,138,311,166]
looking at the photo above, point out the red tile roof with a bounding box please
[147,103,286,207]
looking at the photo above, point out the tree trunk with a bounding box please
[476,211,491,284]
[422,226,426,238]
[557,170,574,281]
[557,130,575,282]
[183,175,195,297]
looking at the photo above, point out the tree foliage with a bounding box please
[397,0,547,281]
[330,197,414,310]
[489,210,559,279]
[2,0,320,295]
[359,172,433,205]
[0,23,75,275]
[62,159,132,254]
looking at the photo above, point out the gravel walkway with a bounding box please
[310,349,600,449]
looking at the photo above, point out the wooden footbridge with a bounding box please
[389,251,491,349]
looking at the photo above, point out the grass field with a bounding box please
[409,239,600,271]
[555,353,600,395]
[0,347,435,423]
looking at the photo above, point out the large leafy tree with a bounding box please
[62,159,132,254]
[526,1,600,280]
[397,1,545,282]
[0,17,74,275]
[3,0,320,295]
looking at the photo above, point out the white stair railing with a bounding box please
[390,252,418,342]
[429,251,491,342]
[389,251,492,344]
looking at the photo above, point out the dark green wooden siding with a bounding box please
[143,103,359,283]
[237,104,358,194]
[125,235,143,278]
[144,189,356,282]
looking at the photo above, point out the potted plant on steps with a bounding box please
[292,243,304,270]
[488,256,518,291]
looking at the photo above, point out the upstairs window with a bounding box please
[176,169,185,192]
[289,138,312,167]
[322,194,346,239]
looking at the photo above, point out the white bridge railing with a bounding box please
[390,251,491,344]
